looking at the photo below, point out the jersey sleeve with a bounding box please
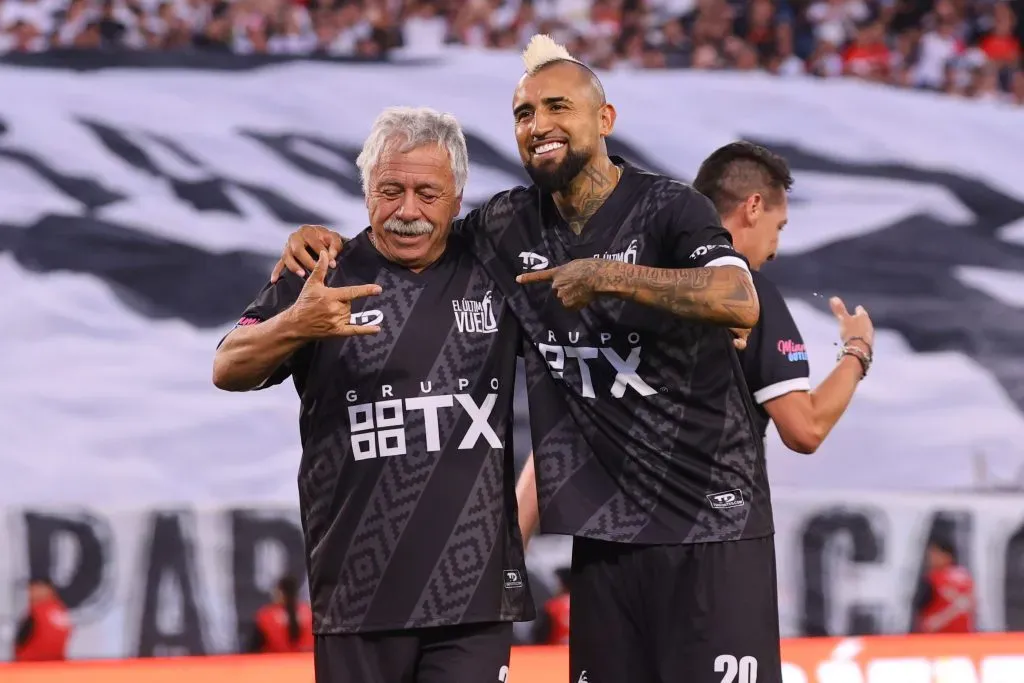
[662,189,750,272]
[221,271,306,389]
[236,270,305,324]
[744,276,811,404]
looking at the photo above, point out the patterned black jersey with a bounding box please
[231,229,533,634]
[464,158,773,545]
[739,270,812,438]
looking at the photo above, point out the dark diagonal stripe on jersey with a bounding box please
[326,267,502,631]
[301,275,423,565]
[533,412,593,506]
[575,400,674,542]
[574,334,694,540]
[300,431,348,547]
[399,267,511,625]
[409,443,503,625]
[312,272,425,632]
[682,381,755,543]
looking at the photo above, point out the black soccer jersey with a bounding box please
[232,229,533,634]
[739,271,812,437]
[464,159,773,545]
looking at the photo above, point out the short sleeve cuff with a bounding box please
[754,377,811,404]
[705,255,751,274]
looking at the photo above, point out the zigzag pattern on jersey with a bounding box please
[402,264,511,626]
[298,270,421,564]
[683,377,763,544]
[408,443,505,625]
[307,270,425,631]
[531,405,594,511]
[574,331,698,542]
[324,264,508,631]
[467,190,546,344]
[309,267,423,427]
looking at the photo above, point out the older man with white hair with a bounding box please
[212,106,534,683]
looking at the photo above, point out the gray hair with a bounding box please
[356,106,469,197]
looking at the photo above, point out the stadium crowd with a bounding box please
[1,0,1021,101]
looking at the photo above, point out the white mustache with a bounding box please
[384,218,433,236]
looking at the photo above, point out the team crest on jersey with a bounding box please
[593,238,639,264]
[452,291,498,334]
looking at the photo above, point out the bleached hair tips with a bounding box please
[521,34,582,75]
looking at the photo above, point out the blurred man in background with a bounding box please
[13,578,71,662]
[246,575,313,654]
[912,538,976,634]
[692,141,874,452]
[531,567,571,646]
[213,106,534,683]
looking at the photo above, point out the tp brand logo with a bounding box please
[706,489,745,509]
[350,310,384,326]
[519,251,549,270]
[503,569,524,589]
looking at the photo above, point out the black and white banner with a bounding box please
[4,493,1024,659]
[2,52,1023,509]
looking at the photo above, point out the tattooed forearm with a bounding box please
[593,261,759,327]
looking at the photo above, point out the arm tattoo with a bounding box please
[595,262,759,327]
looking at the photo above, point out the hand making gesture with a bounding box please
[291,251,383,338]
[516,259,607,312]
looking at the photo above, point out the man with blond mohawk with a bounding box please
[269,35,779,683]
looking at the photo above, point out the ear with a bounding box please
[599,102,617,138]
[454,193,463,217]
[744,193,764,226]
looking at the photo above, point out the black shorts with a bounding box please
[314,622,513,683]
[569,535,782,683]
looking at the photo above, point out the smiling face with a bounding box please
[512,61,615,193]
[365,141,462,271]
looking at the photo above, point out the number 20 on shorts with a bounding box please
[716,654,758,683]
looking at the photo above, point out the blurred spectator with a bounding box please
[246,575,313,654]
[532,567,571,645]
[911,538,976,634]
[12,578,72,662]
[0,0,1020,105]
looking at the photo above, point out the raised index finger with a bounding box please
[329,283,383,300]
[516,266,561,285]
[829,296,850,319]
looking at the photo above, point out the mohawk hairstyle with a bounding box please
[520,34,607,104]
[521,34,582,74]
